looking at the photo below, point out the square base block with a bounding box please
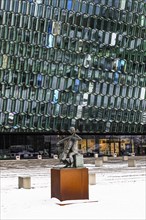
[18,177,31,189]
[102,156,108,162]
[128,159,136,167]
[51,168,89,201]
[89,173,96,185]
[95,158,103,167]
[123,156,128,161]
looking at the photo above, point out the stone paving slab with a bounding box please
[0,156,145,169]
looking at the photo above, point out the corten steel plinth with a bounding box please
[51,168,89,201]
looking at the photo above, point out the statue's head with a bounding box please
[69,127,76,134]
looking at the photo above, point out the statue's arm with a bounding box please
[57,136,71,145]
[75,134,82,140]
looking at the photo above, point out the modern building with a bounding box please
[0,0,146,133]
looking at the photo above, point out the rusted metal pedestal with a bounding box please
[51,168,89,201]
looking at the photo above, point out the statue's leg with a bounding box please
[62,159,70,168]
[69,152,75,167]
[61,152,67,161]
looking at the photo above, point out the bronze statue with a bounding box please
[57,127,82,167]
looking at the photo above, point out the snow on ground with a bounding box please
[1,159,146,220]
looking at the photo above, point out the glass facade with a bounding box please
[0,0,146,133]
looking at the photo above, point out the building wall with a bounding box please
[0,134,146,157]
[0,0,145,133]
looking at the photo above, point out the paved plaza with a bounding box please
[1,156,146,220]
[1,155,146,169]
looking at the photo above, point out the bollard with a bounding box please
[53,154,58,159]
[123,156,128,161]
[37,155,42,159]
[16,155,20,160]
[102,156,108,162]
[113,153,117,158]
[89,173,96,185]
[95,158,103,167]
[18,176,31,189]
[94,153,98,158]
[128,158,136,167]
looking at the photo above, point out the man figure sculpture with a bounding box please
[57,127,82,167]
